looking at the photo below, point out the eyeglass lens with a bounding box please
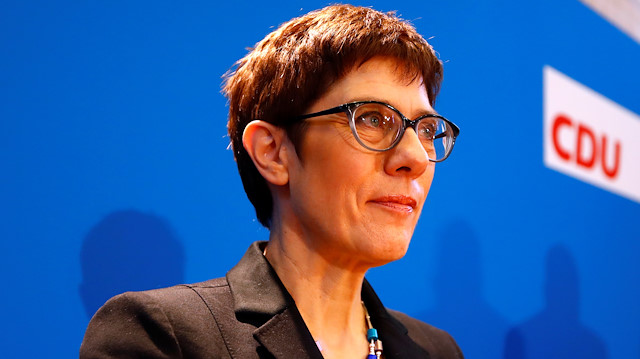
[351,103,455,161]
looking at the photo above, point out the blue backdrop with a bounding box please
[2,1,639,358]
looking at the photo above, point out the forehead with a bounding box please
[314,56,433,115]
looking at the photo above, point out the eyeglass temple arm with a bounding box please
[291,106,346,122]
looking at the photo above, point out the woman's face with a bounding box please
[284,56,436,268]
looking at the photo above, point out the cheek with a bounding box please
[423,165,435,192]
[308,142,374,191]
[291,149,363,205]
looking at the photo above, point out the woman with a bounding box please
[81,4,462,359]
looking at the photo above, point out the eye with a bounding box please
[358,111,385,128]
[417,121,436,140]
[352,103,399,148]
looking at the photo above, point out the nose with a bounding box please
[383,128,430,178]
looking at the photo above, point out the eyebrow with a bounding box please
[347,97,439,117]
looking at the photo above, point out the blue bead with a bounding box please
[367,355,377,359]
[367,328,378,341]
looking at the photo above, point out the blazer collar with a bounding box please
[226,241,323,359]
[226,241,290,319]
[226,241,429,359]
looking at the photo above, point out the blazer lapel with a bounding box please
[362,280,432,359]
[226,241,323,359]
[253,307,323,359]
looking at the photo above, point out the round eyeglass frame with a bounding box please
[290,100,460,162]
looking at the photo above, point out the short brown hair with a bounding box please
[224,4,443,228]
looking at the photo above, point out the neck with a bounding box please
[265,224,370,358]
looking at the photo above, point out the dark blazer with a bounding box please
[80,242,463,358]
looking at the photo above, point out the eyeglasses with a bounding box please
[292,101,460,162]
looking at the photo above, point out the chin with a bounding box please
[363,231,413,266]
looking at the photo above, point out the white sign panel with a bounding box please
[543,65,640,203]
[579,0,640,44]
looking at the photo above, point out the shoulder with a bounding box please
[80,278,231,358]
[388,309,465,359]
[92,278,231,333]
[123,277,231,310]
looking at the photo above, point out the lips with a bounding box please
[369,195,417,213]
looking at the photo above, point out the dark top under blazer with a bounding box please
[80,241,464,358]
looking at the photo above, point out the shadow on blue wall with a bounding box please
[79,210,185,318]
[503,244,608,358]
[418,219,509,359]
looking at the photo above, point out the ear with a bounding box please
[242,120,291,186]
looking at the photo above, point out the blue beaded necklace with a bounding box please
[363,302,383,359]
